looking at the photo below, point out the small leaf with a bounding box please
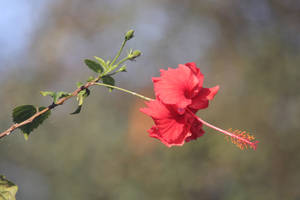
[12,105,51,138]
[94,56,107,70]
[87,76,94,82]
[102,75,115,92]
[40,91,70,103]
[84,88,90,97]
[24,134,29,140]
[77,92,85,106]
[76,82,84,88]
[40,91,55,97]
[53,94,58,104]
[102,75,115,86]
[71,89,90,115]
[70,105,82,115]
[40,91,57,103]
[0,175,18,200]
[71,93,84,115]
[84,59,103,73]
[56,92,71,100]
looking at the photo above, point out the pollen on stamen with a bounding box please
[225,128,258,150]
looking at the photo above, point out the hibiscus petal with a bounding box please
[140,100,170,119]
[190,88,210,110]
[153,65,199,109]
[141,99,192,147]
[189,85,219,110]
[157,118,191,146]
[148,126,185,147]
[206,85,220,100]
[190,98,209,110]
[185,119,205,142]
[185,62,204,87]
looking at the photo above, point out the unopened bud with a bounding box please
[117,65,127,72]
[128,50,142,60]
[125,29,134,41]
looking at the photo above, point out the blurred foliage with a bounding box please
[0,0,300,199]
[0,175,18,200]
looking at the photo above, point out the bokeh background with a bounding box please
[1,0,300,199]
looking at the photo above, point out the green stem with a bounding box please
[106,57,129,74]
[110,40,126,67]
[94,83,153,101]
[116,57,129,67]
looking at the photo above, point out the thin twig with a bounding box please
[0,78,100,139]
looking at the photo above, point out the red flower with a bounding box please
[140,99,204,147]
[153,62,219,112]
[141,62,258,150]
[140,62,216,147]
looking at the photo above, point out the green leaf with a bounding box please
[12,105,36,123]
[102,75,115,92]
[70,105,82,115]
[77,89,90,105]
[84,59,103,73]
[70,89,90,115]
[40,91,71,103]
[83,88,90,97]
[40,91,55,97]
[0,175,18,200]
[41,91,57,103]
[56,92,71,100]
[12,105,51,139]
[102,76,115,86]
[76,82,84,88]
[77,91,85,106]
[87,76,95,82]
[94,56,107,70]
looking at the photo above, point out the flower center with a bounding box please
[177,107,185,114]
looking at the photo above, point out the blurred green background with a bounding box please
[1,0,300,199]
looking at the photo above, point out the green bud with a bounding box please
[117,65,127,72]
[125,29,134,41]
[128,50,142,60]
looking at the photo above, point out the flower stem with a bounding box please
[110,40,126,66]
[115,57,129,67]
[94,83,153,101]
[107,57,129,73]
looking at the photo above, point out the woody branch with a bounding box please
[0,78,100,139]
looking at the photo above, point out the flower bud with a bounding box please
[117,65,127,72]
[125,30,134,41]
[128,50,142,60]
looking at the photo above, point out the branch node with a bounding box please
[80,86,86,90]
[48,103,58,109]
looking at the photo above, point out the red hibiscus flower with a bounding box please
[140,99,204,147]
[140,62,258,150]
[152,62,219,112]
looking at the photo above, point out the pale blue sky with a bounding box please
[0,0,50,63]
